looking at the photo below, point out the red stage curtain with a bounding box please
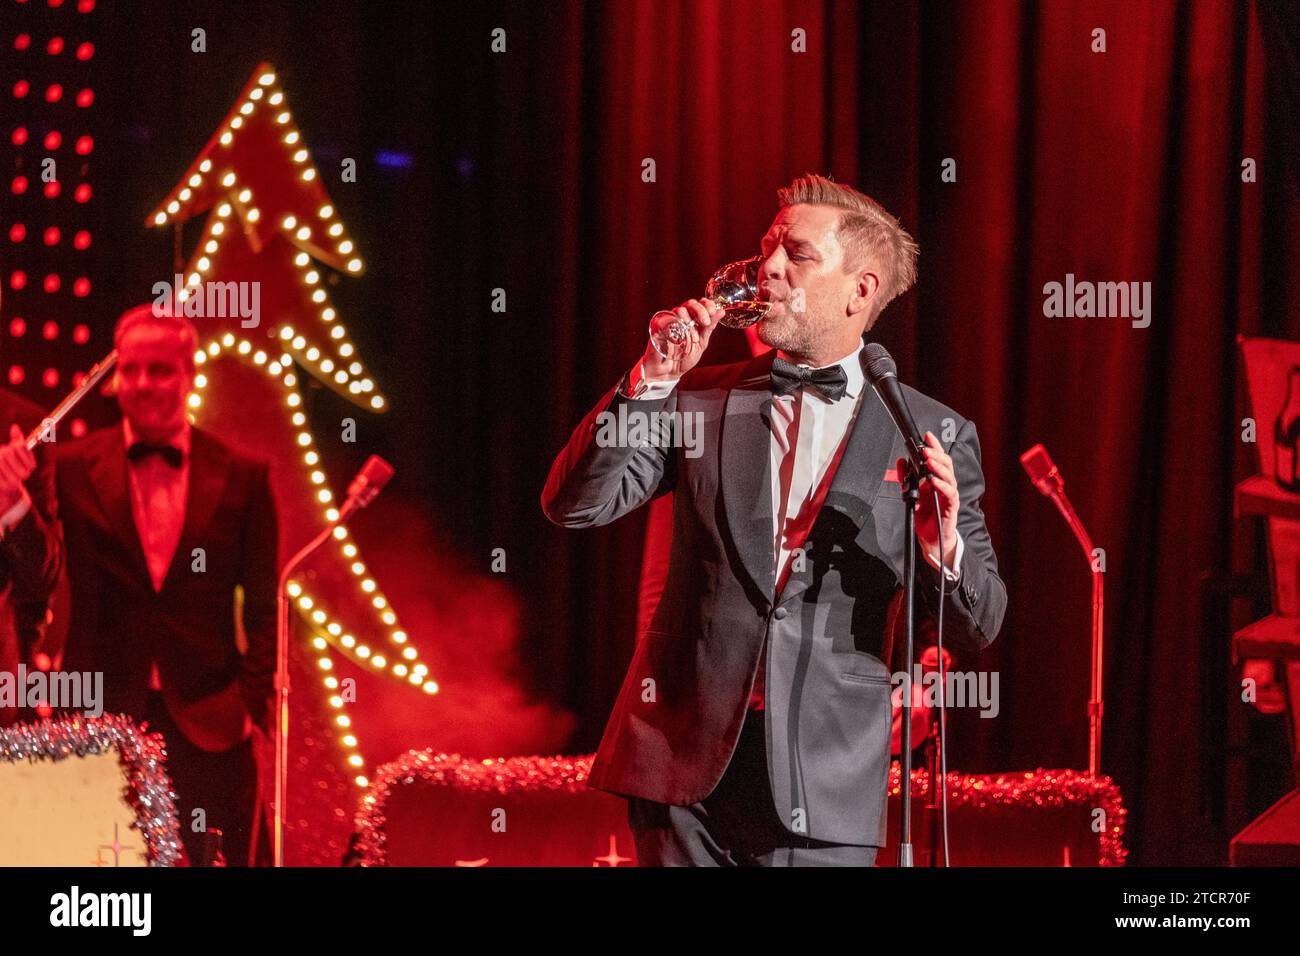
[484,0,1297,865]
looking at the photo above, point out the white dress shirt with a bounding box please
[123,419,191,693]
[627,347,964,584]
[123,419,191,593]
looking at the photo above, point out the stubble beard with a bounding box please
[757,303,831,361]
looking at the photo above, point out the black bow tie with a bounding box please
[770,357,849,402]
[128,442,183,468]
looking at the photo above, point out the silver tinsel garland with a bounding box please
[0,714,182,866]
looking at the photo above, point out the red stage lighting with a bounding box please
[7,224,25,242]
[73,229,90,249]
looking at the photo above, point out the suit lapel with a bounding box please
[162,428,230,591]
[819,383,897,528]
[87,430,152,587]
[777,381,899,606]
[720,351,777,603]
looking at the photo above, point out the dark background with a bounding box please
[3,0,1298,865]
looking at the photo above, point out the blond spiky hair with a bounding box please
[777,173,919,315]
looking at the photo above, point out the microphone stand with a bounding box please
[1048,489,1104,777]
[272,522,336,868]
[1022,449,1104,777]
[270,458,392,867]
[924,682,942,866]
[897,470,919,867]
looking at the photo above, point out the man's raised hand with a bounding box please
[642,297,724,382]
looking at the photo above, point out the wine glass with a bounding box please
[648,256,770,361]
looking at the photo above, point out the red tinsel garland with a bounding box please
[887,763,1128,866]
[352,751,1127,867]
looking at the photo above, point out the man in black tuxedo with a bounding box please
[56,304,278,866]
[543,175,1007,865]
[0,389,63,727]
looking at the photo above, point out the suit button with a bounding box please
[773,607,787,621]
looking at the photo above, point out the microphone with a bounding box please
[1019,443,1063,499]
[337,455,395,522]
[863,341,951,865]
[862,342,929,479]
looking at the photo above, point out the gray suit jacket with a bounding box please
[542,348,1006,845]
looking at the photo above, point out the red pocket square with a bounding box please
[883,468,899,484]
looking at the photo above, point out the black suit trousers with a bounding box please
[145,692,269,867]
[626,706,878,867]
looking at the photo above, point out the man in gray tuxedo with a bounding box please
[542,174,1006,866]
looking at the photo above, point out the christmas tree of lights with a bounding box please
[145,65,436,816]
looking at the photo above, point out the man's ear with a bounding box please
[847,268,880,317]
